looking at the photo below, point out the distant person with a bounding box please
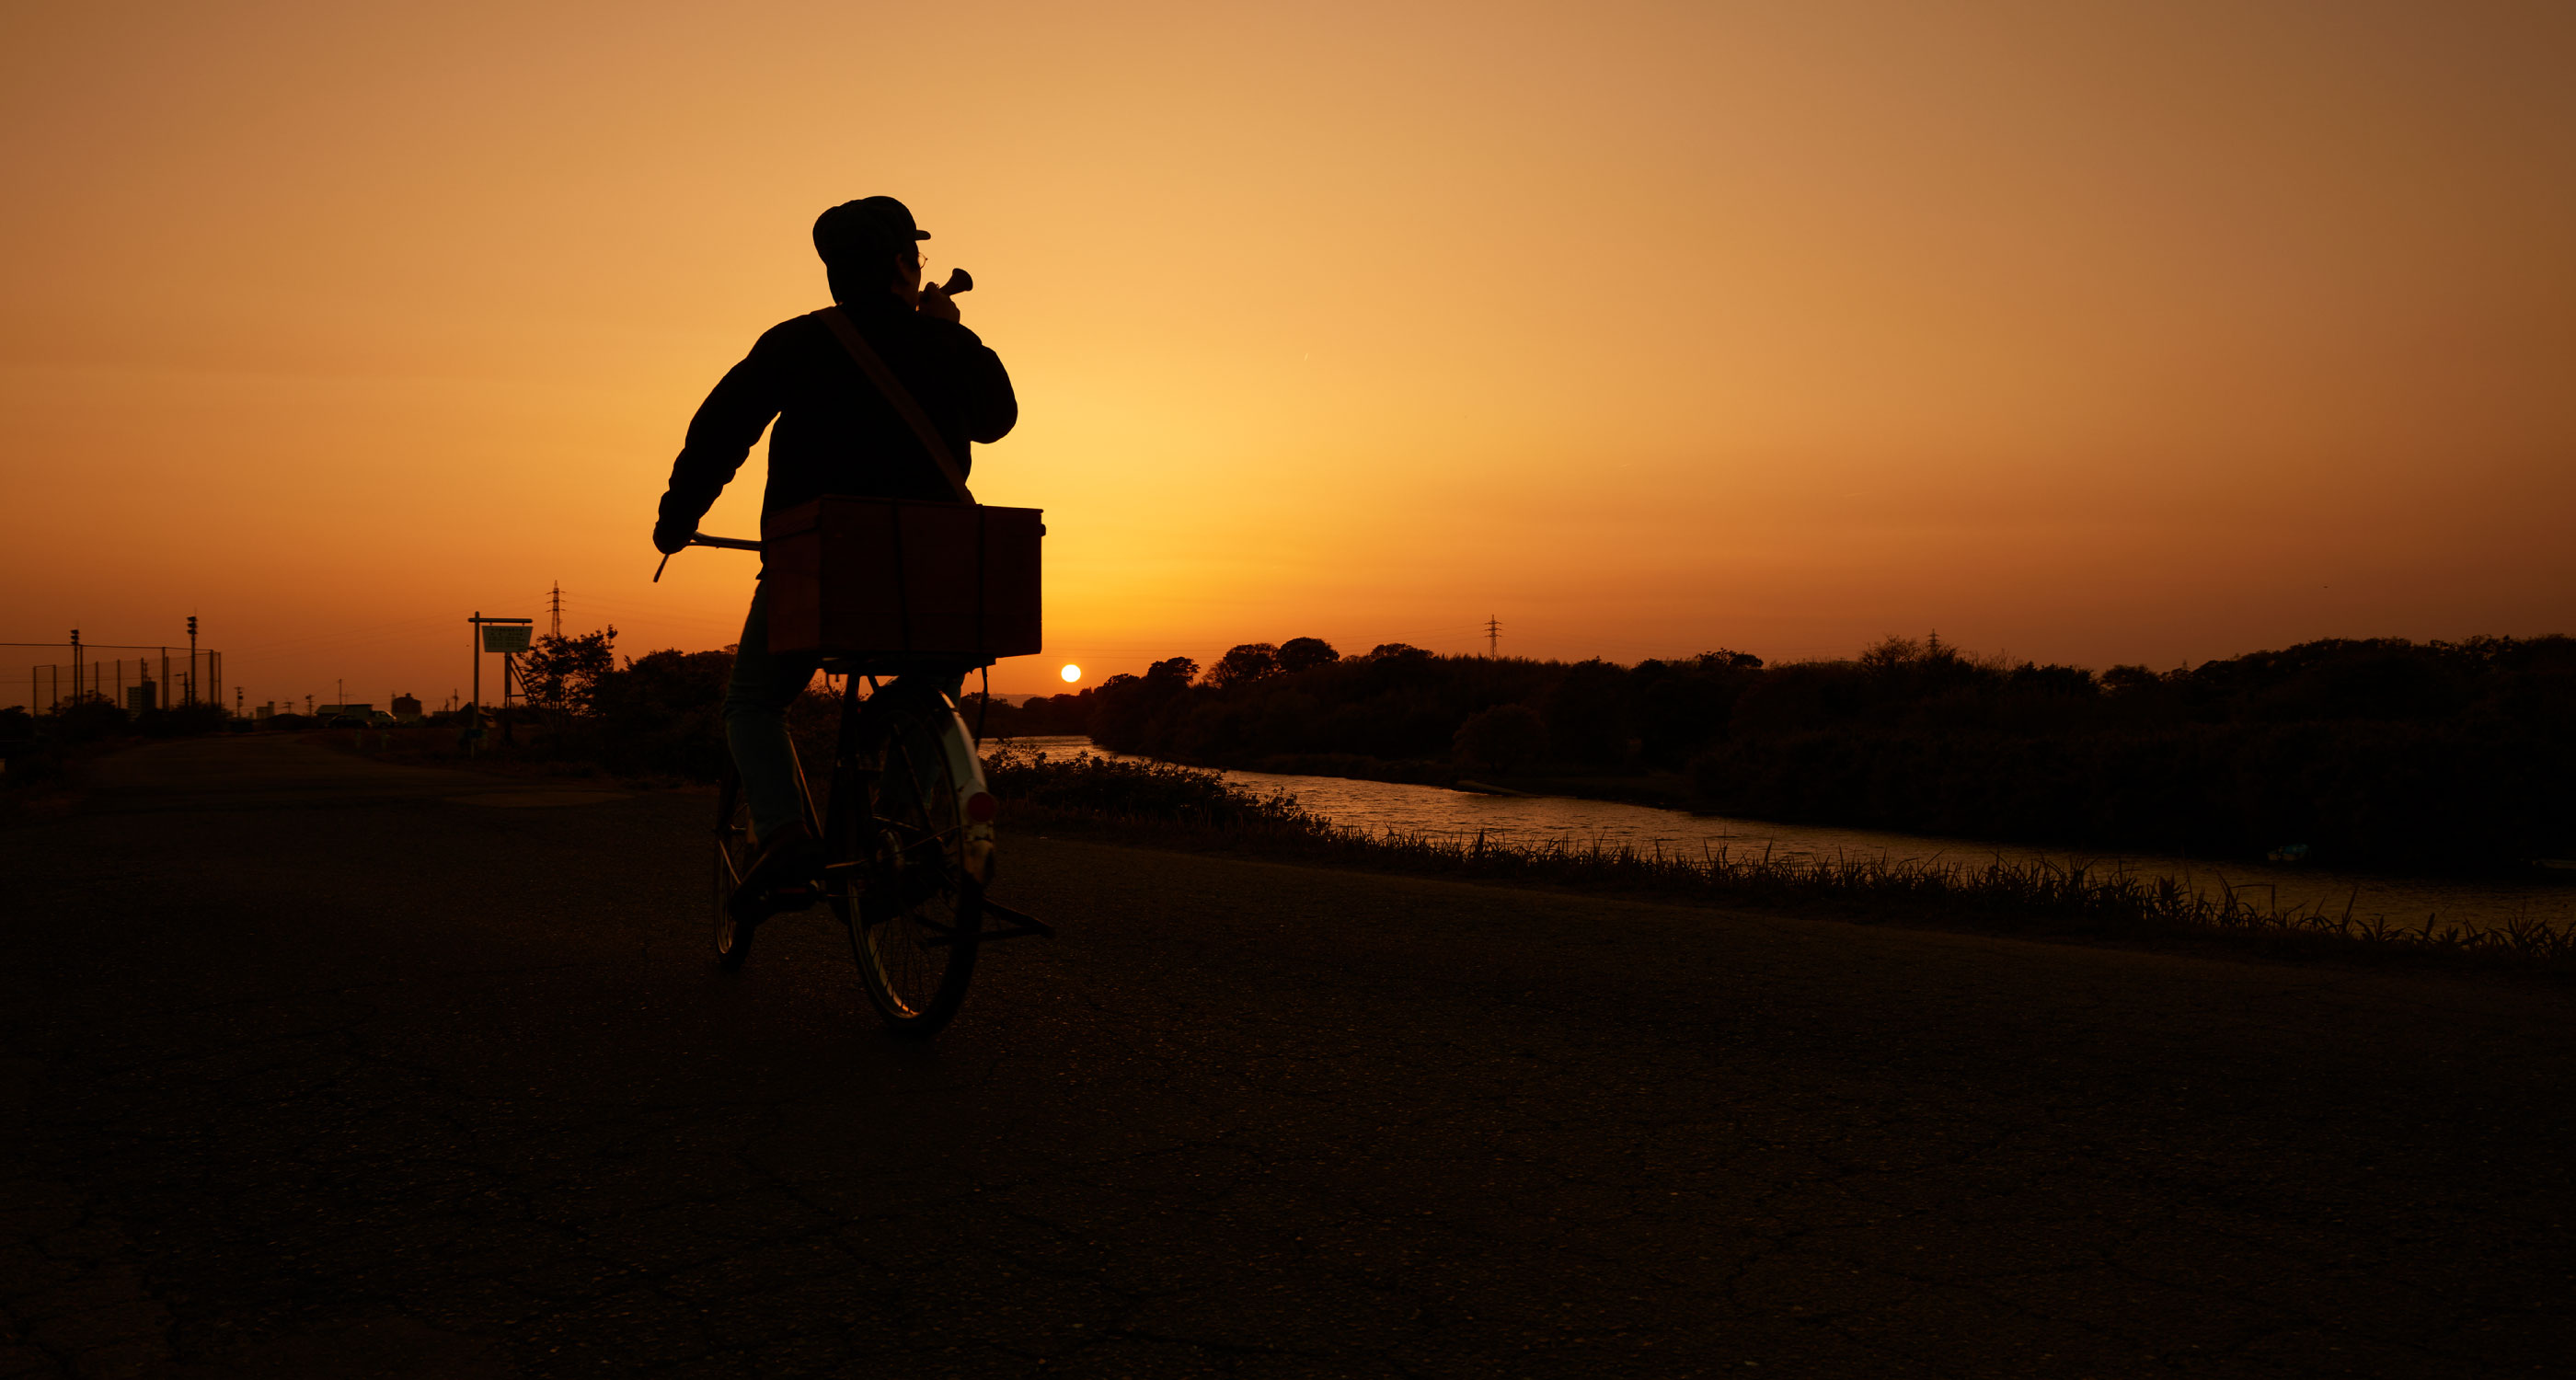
[651,195,1017,892]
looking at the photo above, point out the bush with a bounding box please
[587,648,738,778]
[1277,637,1340,673]
[133,703,232,738]
[1453,704,1547,773]
[982,746,1315,832]
[1206,643,1281,689]
[47,696,130,743]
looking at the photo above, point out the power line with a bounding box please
[227,612,456,656]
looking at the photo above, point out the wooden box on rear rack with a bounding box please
[760,497,1043,662]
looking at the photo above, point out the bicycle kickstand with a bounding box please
[978,899,1056,941]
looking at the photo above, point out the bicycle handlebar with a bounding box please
[653,530,763,582]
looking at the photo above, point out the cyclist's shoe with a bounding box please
[730,822,825,929]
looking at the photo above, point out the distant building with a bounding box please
[391,694,423,721]
[126,681,157,713]
[253,702,276,719]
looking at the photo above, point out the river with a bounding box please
[995,736,2576,937]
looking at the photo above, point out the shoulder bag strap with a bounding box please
[815,306,975,503]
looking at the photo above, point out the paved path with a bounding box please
[1,734,2569,1377]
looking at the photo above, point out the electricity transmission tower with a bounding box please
[1485,615,1501,657]
[548,582,564,639]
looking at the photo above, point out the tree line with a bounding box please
[986,633,2576,870]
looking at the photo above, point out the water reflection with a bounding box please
[996,736,2575,937]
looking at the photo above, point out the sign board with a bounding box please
[481,625,532,653]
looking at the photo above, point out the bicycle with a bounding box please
[676,530,1052,1037]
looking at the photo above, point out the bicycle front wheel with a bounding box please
[831,688,983,1034]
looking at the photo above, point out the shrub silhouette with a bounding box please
[522,628,619,716]
[1277,637,1340,673]
[1206,643,1281,689]
[588,647,738,778]
[1454,703,1548,773]
[1542,660,1635,769]
[46,696,131,743]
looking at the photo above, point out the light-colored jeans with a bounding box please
[722,582,967,843]
[723,584,822,843]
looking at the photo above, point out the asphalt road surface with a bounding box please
[2,735,2569,1378]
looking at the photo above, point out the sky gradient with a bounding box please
[5,1,2570,708]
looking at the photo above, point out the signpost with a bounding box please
[466,614,535,754]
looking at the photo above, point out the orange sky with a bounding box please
[5,1,2570,708]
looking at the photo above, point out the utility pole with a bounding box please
[1485,615,1501,658]
[549,581,563,639]
[186,615,198,705]
[68,629,80,701]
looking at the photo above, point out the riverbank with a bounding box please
[1004,733,2576,881]
[984,746,2576,974]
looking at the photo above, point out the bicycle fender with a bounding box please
[934,702,999,886]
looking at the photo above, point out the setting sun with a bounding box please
[1060,664,1081,684]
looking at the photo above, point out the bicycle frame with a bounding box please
[684,529,1048,947]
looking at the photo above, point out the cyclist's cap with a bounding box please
[813,196,930,264]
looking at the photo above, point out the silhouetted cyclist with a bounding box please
[652,196,1017,898]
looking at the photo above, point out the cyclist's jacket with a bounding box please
[655,292,1017,538]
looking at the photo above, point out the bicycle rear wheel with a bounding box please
[711,764,754,971]
[831,686,983,1034]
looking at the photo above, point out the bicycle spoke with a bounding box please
[834,694,982,1033]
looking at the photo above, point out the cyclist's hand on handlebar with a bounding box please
[652,519,694,555]
[917,283,960,324]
